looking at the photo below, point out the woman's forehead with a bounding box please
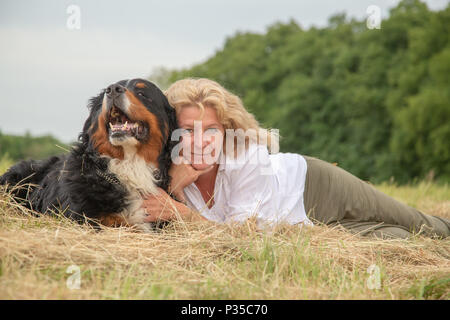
[178,105,221,124]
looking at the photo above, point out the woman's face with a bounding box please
[177,105,225,170]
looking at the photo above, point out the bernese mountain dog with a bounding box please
[0,78,177,232]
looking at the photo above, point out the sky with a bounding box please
[0,0,448,143]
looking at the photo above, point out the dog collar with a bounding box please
[96,169,122,186]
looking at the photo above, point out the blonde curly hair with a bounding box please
[165,78,279,156]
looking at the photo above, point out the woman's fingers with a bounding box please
[172,156,190,165]
[169,158,216,202]
[194,165,214,178]
[142,189,176,222]
[172,162,211,185]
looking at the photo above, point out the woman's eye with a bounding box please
[181,128,193,135]
[204,128,219,134]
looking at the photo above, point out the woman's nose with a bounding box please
[193,132,209,150]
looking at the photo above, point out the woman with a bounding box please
[142,78,450,239]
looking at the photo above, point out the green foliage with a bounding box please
[0,131,70,165]
[0,154,13,175]
[158,0,450,183]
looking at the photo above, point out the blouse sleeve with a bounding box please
[223,144,284,227]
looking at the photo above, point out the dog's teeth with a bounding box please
[109,123,113,129]
[124,121,128,129]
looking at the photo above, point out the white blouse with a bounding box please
[183,143,312,228]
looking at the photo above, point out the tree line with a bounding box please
[159,0,450,183]
[0,131,69,162]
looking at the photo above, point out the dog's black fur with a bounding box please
[0,79,177,231]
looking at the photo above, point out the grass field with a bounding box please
[0,160,449,300]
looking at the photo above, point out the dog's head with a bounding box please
[81,79,177,168]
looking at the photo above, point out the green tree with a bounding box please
[162,0,450,183]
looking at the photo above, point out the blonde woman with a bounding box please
[142,78,450,239]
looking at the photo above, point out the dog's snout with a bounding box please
[105,84,125,98]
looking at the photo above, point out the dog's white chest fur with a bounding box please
[108,153,158,196]
[107,141,159,231]
[108,138,159,196]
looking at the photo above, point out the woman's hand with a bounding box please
[142,188,178,222]
[142,187,207,223]
[168,157,214,201]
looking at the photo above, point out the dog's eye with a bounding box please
[137,91,152,102]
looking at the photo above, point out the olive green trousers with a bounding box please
[303,156,450,239]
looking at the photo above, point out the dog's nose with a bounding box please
[105,84,125,98]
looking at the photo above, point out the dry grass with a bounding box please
[0,180,449,300]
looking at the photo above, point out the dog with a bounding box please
[0,78,177,232]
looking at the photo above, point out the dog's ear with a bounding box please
[161,94,178,157]
[156,95,178,191]
[78,91,104,144]
[163,96,178,135]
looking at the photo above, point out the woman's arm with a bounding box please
[168,157,213,202]
[142,188,207,223]
[142,158,215,223]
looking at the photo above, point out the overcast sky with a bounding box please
[0,0,448,143]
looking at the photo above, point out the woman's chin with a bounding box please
[187,153,219,170]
